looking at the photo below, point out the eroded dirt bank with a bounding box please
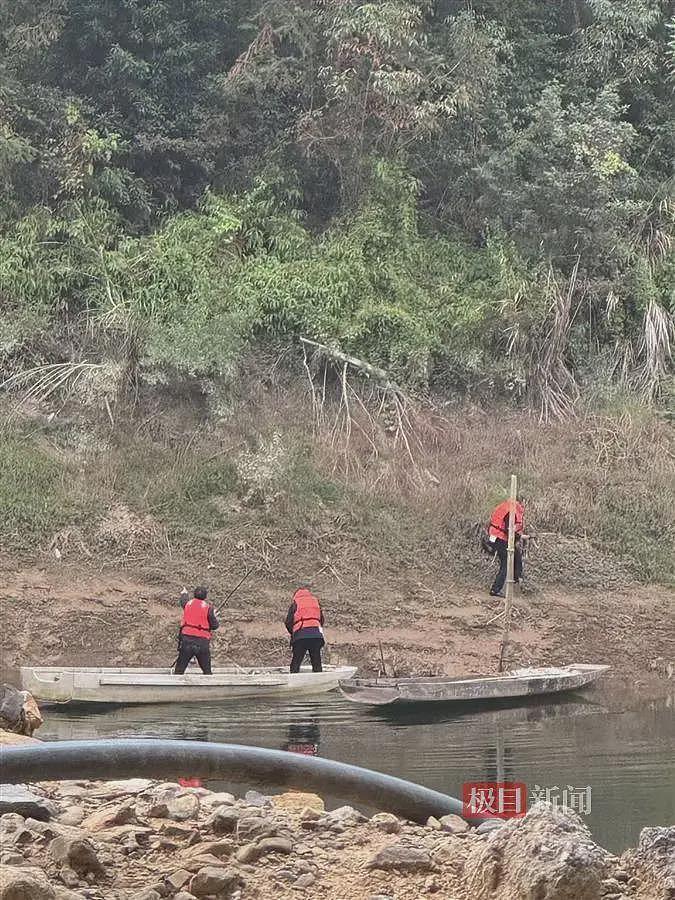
[1,558,673,696]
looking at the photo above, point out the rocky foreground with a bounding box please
[0,777,673,900]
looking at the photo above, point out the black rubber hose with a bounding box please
[1,739,476,824]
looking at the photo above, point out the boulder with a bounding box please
[622,825,675,900]
[49,836,105,877]
[189,867,242,897]
[0,685,42,736]
[0,786,55,821]
[0,865,56,900]
[463,802,610,900]
[368,843,434,873]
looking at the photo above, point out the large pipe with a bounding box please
[2,739,474,825]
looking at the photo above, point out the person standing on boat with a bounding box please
[487,497,527,597]
[285,585,325,673]
[174,586,219,675]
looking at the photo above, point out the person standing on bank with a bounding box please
[285,585,325,673]
[174,586,219,674]
[487,497,527,597]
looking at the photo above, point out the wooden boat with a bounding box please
[338,664,609,706]
[21,665,357,705]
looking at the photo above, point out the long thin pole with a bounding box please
[215,569,252,617]
[498,474,518,673]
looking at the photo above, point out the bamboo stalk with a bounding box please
[498,474,518,673]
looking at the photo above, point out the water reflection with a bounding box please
[39,691,674,853]
[282,719,321,756]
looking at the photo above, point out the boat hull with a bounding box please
[21,665,357,705]
[339,665,609,706]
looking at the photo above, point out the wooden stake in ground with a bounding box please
[498,474,518,673]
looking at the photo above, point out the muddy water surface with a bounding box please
[40,691,674,853]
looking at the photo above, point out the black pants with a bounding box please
[491,538,523,594]
[290,638,323,673]
[174,636,212,674]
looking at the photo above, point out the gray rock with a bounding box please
[82,800,136,832]
[293,873,316,889]
[439,813,469,834]
[236,837,293,863]
[189,867,242,897]
[0,813,33,846]
[236,816,276,841]
[148,794,199,822]
[0,852,25,866]
[133,891,161,900]
[370,812,401,834]
[58,808,86,827]
[88,779,153,799]
[0,865,56,900]
[53,890,86,900]
[244,790,271,808]
[368,896,394,900]
[207,808,240,835]
[60,868,80,889]
[0,785,56,821]
[50,836,105,877]
[464,802,610,899]
[327,806,366,826]
[368,843,434,873]
[166,870,192,891]
[199,793,236,812]
[174,894,198,900]
[475,818,505,834]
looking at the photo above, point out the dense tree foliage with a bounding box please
[1,0,673,409]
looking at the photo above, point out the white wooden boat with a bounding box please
[339,664,609,706]
[21,665,357,705]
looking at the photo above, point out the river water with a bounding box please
[39,692,673,853]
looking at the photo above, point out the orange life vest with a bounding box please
[181,598,213,640]
[488,500,524,541]
[292,589,322,634]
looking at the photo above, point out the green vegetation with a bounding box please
[0,1,672,406]
[1,2,673,586]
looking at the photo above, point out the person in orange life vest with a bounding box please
[487,497,527,597]
[284,585,325,673]
[174,586,219,675]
